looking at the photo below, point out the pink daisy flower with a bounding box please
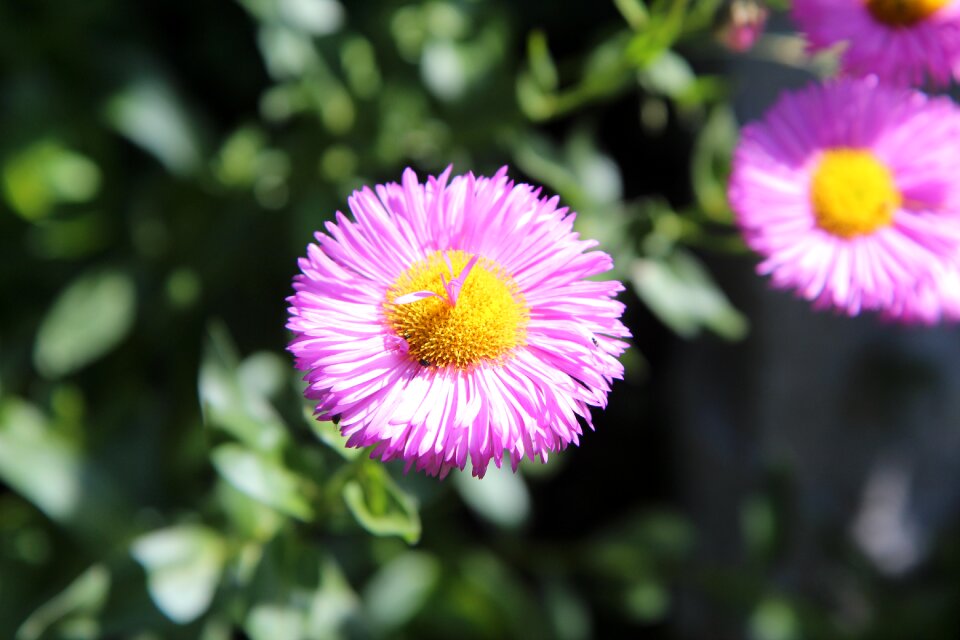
[883,261,960,323]
[287,167,630,478]
[728,76,960,322]
[791,0,960,86]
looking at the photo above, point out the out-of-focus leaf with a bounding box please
[526,32,634,121]
[131,524,226,624]
[614,0,649,29]
[454,463,530,529]
[304,405,361,460]
[218,481,285,543]
[638,511,696,558]
[105,78,202,175]
[200,617,233,640]
[246,604,304,640]
[165,267,202,309]
[742,494,776,559]
[362,552,440,632]
[692,105,737,221]
[306,556,361,638]
[319,144,358,182]
[214,126,266,188]
[278,0,344,35]
[566,129,623,206]
[2,139,101,220]
[625,0,687,66]
[590,511,695,582]
[457,552,541,633]
[312,82,356,134]
[749,597,800,640]
[631,250,748,340]
[16,565,110,640]
[516,71,556,121]
[423,2,469,39]
[342,463,421,543]
[639,50,696,100]
[390,5,428,59]
[211,444,315,521]
[26,211,110,260]
[340,36,381,98]
[544,580,591,640]
[258,25,317,79]
[527,30,558,92]
[238,351,287,402]
[33,269,135,378]
[624,579,669,623]
[198,323,288,452]
[421,40,468,101]
[0,399,84,522]
[513,134,587,208]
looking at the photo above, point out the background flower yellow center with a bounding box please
[867,0,948,26]
[809,148,900,239]
[385,250,529,368]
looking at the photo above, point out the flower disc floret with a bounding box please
[867,0,950,26]
[810,149,900,238]
[385,250,529,369]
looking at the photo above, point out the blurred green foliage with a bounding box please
[3,0,959,638]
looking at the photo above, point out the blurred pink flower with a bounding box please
[792,0,960,86]
[716,0,769,52]
[288,167,629,477]
[728,76,960,322]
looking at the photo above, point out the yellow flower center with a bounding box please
[384,250,529,369]
[866,0,949,26]
[809,148,901,238]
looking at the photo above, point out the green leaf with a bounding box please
[131,524,226,624]
[544,581,591,640]
[305,557,361,638]
[512,134,588,209]
[16,565,111,640]
[218,481,286,543]
[624,580,669,623]
[303,405,360,460]
[198,324,288,452]
[362,552,439,632]
[258,25,319,79]
[742,494,776,560]
[692,105,737,221]
[749,597,799,640]
[211,444,315,521]
[246,604,304,640]
[631,250,748,340]
[278,0,345,36]
[214,126,267,188]
[33,269,136,378]
[625,0,687,66]
[0,399,84,522]
[454,463,530,529]
[239,351,287,402]
[639,50,696,100]
[2,139,101,220]
[527,31,558,92]
[566,128,623,206]
[342,463,421,543]
[614,0,649,29]
[105,78,202,175]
